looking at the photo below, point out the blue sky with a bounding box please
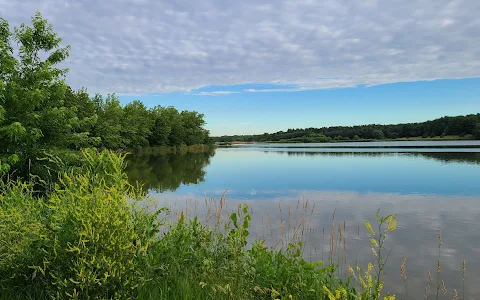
[120,78,480,136]
[3,0,480,136]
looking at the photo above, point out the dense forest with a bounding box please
[215,113,480,143]
[0,13,212,173]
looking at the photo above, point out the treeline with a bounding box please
[215,114,480,143]
[0,13,212,168]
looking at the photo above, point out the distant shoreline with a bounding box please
[217,139,480,148]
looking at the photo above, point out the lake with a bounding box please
[125,142,480,299]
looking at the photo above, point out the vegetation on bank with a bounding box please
[1,149,400,300]
[214,114,480,143]
[0,13,213,176]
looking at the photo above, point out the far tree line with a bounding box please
[0,13,212,166]
[215,113,480,143]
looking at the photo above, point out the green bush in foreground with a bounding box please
[0,150,158,299]
[0,149,396,299]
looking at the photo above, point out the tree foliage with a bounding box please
[0,13,212,166]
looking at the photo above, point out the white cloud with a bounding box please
[1,0,479,95]
[193,91,240,96]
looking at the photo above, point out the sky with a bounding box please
[2,0,479,136]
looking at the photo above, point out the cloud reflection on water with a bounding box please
[150,189,480,298]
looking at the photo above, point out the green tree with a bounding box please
[373,129,385,140]
[121,100,153,148]
[0,13,91,157]
[64,87,100,149]
[162,107,184,147]
[93,94,124,149]
[149,106,172,146]
[473,123,480,140]
[180,110,207,145]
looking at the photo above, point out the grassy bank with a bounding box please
[0,150,467,299]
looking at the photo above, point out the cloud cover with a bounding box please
[2,0,479,95]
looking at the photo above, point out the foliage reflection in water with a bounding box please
[125,148,215,193]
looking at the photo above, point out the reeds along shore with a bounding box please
[160,194,469,300]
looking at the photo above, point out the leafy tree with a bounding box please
[92,94,124,149]
[122,100,153,148]
[149,106,170,146]
[162,107,184,147]
[373,130,385,140]
[64,87,100,149]
[474,123,480,140]
[181,110,207,145]
[0,13,87,157]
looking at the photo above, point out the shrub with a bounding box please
[0,180,48,298]
[0,149,157,299]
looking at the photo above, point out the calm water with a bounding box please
[125,144,480,299]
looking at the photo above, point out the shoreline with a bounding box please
[218,140,480,149]
[225,145,480,149]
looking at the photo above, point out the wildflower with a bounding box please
[323,285,336,300]
[365,221,374,235]
[387,216,397,231]
[359,276,367,289]
[348,266,354,275]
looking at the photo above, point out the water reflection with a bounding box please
[153,190,480,299]
[271,151,480,165]
[126,150,480,194]
[125,149,215,192]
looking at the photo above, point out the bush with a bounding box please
[0,180,47,298]
[0,149,158,299]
